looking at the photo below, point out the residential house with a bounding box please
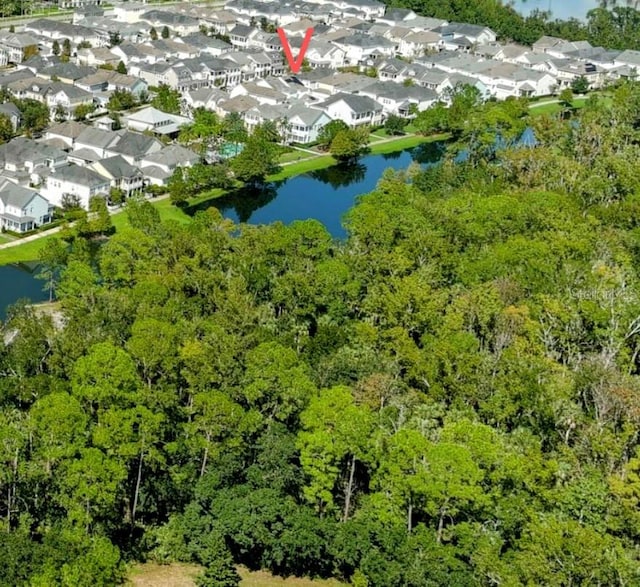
[38,63,96,85]
[0,102,21,131]
[145,39,200,61]
[544,40,593,60]
[110,42,166,66]
[0,32,40,64]
[534,58,603,89]
[375,7,418,25]
[304,41,346,69]
[358,80,438,115]
[311,71,377,98]
[244,103,287,134]
[434,22,497,46]
[223,50,285,82]
[74,126,122,158]
[76,69,148,98]
[282,103,332,144]
[24,19,106,48]
[89,154,145,196]
[199,9,238,35]
[532,36,566,54]
[105,131,163,165]
[42,163,110,209]
[76,47,121,68]
[175,34,232,57]
[183,86,227,113]
[123,106,190,137]
[0,137,67,179]
[313,92,384,127]
[377,57,425,83]
[230,81,288,106]
[139,10,201,36]
[614,49,640,70]
[0,181,51,233]
[332,34,396,66]
[113,2,149,23]
[72,5,105,25]
[46,83,94,116]
[139,144,199,186]
[45,120,87,149]
[398,30,442,58]
[228,24,260,49]
[215,94,259,118]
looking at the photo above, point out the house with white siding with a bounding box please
[0,181,51,233]
[42,163,110,209]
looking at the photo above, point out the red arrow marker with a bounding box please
[277,27,314,74]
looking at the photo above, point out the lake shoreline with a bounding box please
[0,132,445,267]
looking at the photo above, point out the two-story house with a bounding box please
[314,92,384,127]
[0,180,52,233]
[42,163,110,209]
[89,155,145,196]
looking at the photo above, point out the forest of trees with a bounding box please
[385,0,640,49]
[4,81,640,585]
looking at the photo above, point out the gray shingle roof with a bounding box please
[109,131,162,157]
[76,127,122,150]
[0,181,42,209]
[93,155,141,179]
[50,164,109,188]
[318,92,382,113]
[142,144,199,167]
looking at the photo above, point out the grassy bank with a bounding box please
[369,133,447,154]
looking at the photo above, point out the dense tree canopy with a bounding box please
[5,80,640,585]
[385,0,640,49]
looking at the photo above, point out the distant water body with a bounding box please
[512,0,598,20]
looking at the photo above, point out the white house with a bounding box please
[123,106,191,136]
[0,181,51,233]
[89,155,145,196]
[42,163,110,209]
[332,34,396,66]
[283,104,332,144]
[314,92,384,127]
[113,2,149,23]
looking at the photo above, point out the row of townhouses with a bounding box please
[0,0,638,232]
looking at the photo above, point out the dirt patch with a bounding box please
[127,563,346,587]
[127,562,200,587]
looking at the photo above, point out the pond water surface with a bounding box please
[0,142,445,318]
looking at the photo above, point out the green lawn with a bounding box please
[0,234,13,244]
[269,154,337,181]
[0,234,60,266]
[529,101,562,115]
[279,150,313,164]
[368,133,446,154]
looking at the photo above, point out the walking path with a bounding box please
[529,99,561,108]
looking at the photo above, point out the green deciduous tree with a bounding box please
[329,128,369,162]
[297,386,373,519]
[230,127,280,186]
[152,83,182,114]
[384,114,408,135]
[317,119,349,150]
